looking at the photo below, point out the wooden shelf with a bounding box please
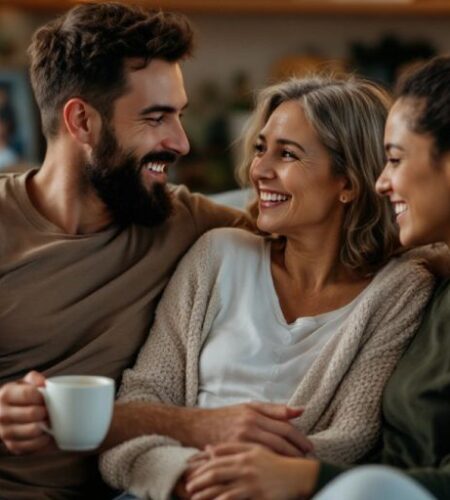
[2,0,450,17]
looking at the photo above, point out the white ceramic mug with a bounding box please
[39,375,115,451]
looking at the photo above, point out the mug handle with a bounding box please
[37,387,54,436]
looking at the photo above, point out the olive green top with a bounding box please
[317,278,450,500]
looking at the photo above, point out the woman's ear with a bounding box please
[62,98,102,146]
[339,177,357,204]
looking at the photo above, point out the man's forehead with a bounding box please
[113,59,188,114]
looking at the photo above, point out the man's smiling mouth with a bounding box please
[145,162,167,174]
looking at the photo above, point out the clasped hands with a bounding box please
[176,402,315,500]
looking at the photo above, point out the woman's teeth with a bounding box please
[145,163,166,174]
[260,191,290,202]
[394,202,408,216]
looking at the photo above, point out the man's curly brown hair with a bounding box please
[28,2,194,138]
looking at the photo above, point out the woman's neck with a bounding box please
[270,236,371,322]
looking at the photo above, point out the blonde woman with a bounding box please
[101,76,434,500]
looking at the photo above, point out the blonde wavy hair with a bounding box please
[236,75,399,276]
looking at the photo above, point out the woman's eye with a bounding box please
[386,157,401,166]
[253,143,265,155]
[282,149,297,160]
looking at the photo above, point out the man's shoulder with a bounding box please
[168,184,250,235]
[0,171,24,203]
[0,169,33,190]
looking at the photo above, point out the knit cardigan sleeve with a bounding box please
[292,253,435,464]
[99,232,219,500]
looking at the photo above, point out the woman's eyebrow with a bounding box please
[258,133,306,153]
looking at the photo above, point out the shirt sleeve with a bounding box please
[171,184,254,237]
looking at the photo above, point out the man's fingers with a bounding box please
[0,404,47,425]
[248,402,303,420]
[1,422,47,441]
[4,434,53,455]
[1,384,45,407]
[257,416,313,453]
[285,406,305,419]
[23,371,46,387]
[247,428,302,457]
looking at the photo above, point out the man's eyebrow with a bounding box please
[139,103,189,116]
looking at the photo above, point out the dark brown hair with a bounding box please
[28,2,194,138]
[396,56,450,158]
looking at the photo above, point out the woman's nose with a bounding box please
[375,167,392,196]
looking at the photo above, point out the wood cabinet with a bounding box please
[2,0,450,16]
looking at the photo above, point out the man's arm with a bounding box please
[174,185,255,236]
[103,400,310,457]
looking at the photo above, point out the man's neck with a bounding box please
[28,141,113,235]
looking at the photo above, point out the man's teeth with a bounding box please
[260,191,290,202]
[394,202,408,216]
[145,163,166,173]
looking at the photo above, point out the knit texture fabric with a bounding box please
[100,229,435,500]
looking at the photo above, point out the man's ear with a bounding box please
[62,98,102,145]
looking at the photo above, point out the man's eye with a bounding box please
[146,116,164,125]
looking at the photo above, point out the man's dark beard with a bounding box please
[85,124,174,228]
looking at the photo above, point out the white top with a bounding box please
[197,230,364,408]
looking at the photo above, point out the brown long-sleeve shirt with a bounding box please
[0,170,247,499]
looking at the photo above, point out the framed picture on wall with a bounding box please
[0,69,40,170]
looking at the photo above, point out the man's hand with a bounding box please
[0,371,54,455]
[191,402,313,457]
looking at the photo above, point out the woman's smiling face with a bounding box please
[376,98,450,247]
[249,100,350,239]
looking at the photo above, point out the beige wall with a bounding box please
[182,13,450,94]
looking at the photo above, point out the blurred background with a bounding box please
[0,0,448,193]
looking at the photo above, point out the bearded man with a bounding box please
[0,3,309,498]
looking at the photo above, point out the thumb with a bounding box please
[23,371,46,387]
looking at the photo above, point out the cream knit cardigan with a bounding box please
[100,229,435,500]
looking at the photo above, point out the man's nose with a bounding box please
[163,122,190,157]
